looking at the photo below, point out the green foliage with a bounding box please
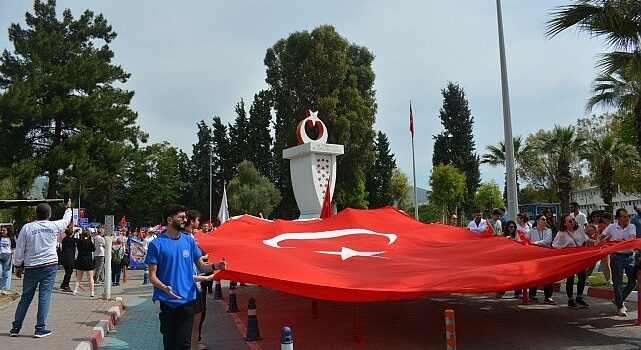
[474,182,504,213]
[366,131,396,208]
[227,161,281,218]
[518,185,555,205]
[0,0,145,218]
[428,164,466,219]
[188,120,214,218]
[389,168,410,210]
[247,90,275,181]
[211,116,234,215]
[432,82,480,216]
[120,142,183,226]
[229,99,251,173]
[265,25,377,218]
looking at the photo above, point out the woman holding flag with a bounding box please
[552,214,597,309]
[525,214,555,304]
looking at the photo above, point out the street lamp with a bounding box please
[209,142,213,221]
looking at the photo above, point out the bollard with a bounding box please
[521,289,529,305]
[227,281,239,313]
[445,309,456,350]
[637,269,640,326]
[214,280,223,300]
[142,268,149,285]
[280,326,293,350]
[244,297,262,341]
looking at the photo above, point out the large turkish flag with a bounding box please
[195,207,641,302]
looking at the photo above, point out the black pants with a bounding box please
[198,283,207,340]
[60,265,73,288]
[159,300,196,350]
[566,270,587,299]
[529,284,553,299]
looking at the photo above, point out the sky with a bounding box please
[0,1,608,190]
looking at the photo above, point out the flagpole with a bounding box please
[410,101,418,220]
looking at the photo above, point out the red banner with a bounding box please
[196,207,641,302]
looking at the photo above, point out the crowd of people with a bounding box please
[462,202,641,316]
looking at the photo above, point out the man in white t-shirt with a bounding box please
[569,202,587,228]
[467,209,487,234]
[93,228,106,284]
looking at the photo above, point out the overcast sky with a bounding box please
[1,1,608,190]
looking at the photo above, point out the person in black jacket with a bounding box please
[59,228,76,292]
[73,229,96,297]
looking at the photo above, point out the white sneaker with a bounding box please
[0,289,5,295]
[616,307,627,317]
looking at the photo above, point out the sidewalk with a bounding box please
[0,267,116,350]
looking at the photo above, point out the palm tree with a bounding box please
[540,126,585,214]
[481,136,532,200]
[581,134,636,214]
[547,1,641,156]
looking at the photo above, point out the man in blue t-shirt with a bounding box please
[145,204,207,350]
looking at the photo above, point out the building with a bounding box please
[570,186,641,215]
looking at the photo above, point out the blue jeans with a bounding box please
[610,253,637,308]
[0,253,12,290]
[12,265,57,331]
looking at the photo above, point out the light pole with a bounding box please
[209,143,213,221]
[496,0,518,220]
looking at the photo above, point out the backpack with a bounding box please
[112,246,123,265]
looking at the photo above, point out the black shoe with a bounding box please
[9,327,20,337]
[33,329,52,338]
[544,298,556,305]
[62,287,72,293]
[575,296,589,308]
[568,299,579,309]
[529,296,539,302]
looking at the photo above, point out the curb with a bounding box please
[74,296,126,350]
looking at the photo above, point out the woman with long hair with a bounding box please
[73,229,96,297]
[552,214,596,309]
[0,225,16,294]
[59,228,76,292]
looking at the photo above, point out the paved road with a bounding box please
[103,275,641,350]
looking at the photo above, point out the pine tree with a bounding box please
[0,0,145,202]
[189,121,214,217]
[432,82,480,217]
[247,90,274,180]
[228,99,250,173]
[366,131,397,208]
[211,116,233,215]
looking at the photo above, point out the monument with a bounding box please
[283,110,344,219]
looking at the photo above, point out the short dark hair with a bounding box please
[163,204,186,225]
[602,212,613,221]
[570,202,580,208]
[186,209,201,227]
[35,203,51,220]
[473,209,482,214]
[492,209,501,215]
[615,208,628,218]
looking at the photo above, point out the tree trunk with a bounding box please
[46,119,63,199]
[557,157,571,214]
[600,160,614,215]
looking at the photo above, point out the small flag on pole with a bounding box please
[218,185,230,224]
[409,101,414,138]
[118,215,127,228]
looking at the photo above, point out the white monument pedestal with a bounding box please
[283,142,344,219]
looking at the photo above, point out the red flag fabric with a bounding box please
[409,101,414,138]
[118,215,127,228]
[320,179,332,219]
[196,207,641,302]
[480,220,495,238]
[517,229,531,245]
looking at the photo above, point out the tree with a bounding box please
[265,25,377,218]
[229,99,251,173]
[581,134,637,213]
[539,125,585,213]
[428,164,466,220]
[189,120,214,218]
[481,135,532,201]
[120,142,183,226]
[0,0,145,202]
[547,1,641,157]
[474,182,504,214]
[366,131,397,208]
[227,161,281,218]
[389,168,410,211]
[432,82,480,217]
[211,116,234,215]
[247,90,274,181]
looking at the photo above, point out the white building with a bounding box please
[571,186,641,215]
